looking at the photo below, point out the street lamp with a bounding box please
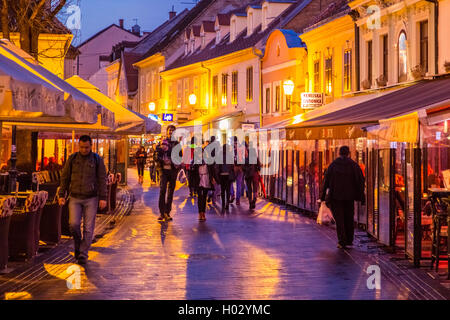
[189,93,197,105]
[283,79,295,96]
[148,102,156,112]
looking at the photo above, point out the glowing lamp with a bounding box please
[148,102,156,112]
[219,119,229,130]
[283,79,295,96]
[189,93,197,105]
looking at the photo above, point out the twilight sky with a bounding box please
[63,0,195,45]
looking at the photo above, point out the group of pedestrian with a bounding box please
[152,126,262,222]
[56,130,364,267]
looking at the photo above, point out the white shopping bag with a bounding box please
[317,202,334,225]
[177,168,187,184]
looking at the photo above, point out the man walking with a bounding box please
[243,142,261,210]
[230,136,245,205]
[156,125,180,222]
[58,135,107,265]
[321,146,365,249]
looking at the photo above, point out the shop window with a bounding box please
[221,73,228,105]
[275,85,280,112]
[325,57,333,95]
[382,34,388,81]
[286,95,291,111]
[398,32,407,83]
[232,71,238,105]
[420,21,428,73]
[246,66,253,102]
[344,49,352,92]
[265,87,270,114]
[212,75,218,108]
[313,60,320,92]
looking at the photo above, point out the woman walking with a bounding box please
[135,146,147,184]
[217,144,235,213]
[191,148,217,221]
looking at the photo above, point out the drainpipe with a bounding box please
[252,47,264,129]
[350,10,361,91]
[425,0,439,75]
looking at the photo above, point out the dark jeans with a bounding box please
[137,163,145,176]
[159,170,177,215]
[329,199,355,245]
[188,170,195,193]
[197,187,209,213]
[245,176,258,205]
[219,174,231,209]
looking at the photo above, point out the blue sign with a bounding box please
[162,113,174,122]
[147,114,159,122]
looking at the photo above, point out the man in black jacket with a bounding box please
[321,146,365,249]
[155,125,180,222]
[58,135,107,264]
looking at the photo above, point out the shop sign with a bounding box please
[286,125,366,140]
[242,123,255,131]
[301,92,323,109]
[162,113,174,122]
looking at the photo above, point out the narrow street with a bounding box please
[1,169,448,300]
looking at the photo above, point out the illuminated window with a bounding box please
[246,67,253,101]
[325,57,332,95]
[212,75,218,108]
[313,60,320,92]
[275,85,280,112]
[286,95,291,111]
[420,21,428,73]
[398,32,407,82]
[221,73,228,105]
[265,87,270,114]
[367,40,373,85]
[344,49,352,92]
[382,35,388,80]
[232,71,238,105]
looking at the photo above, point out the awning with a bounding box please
[262,86,406,130]
[0,40,113,127]
[366,112,420,143]
[286,77,450,140]
[178,110,243,131]
[66,76,161,134]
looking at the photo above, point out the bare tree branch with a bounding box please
[30,0,47,22]
[1,0,10,40]
[47,0,66,21]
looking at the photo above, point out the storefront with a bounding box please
[261,76,450,268]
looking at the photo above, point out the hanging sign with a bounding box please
[162,113,174,122]
[301,92,323,109]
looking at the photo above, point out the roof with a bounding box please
[278,29,305,48]
[217,13,232,26]
[131,9,190,55]
[77,24,140,49]
[305,0,350,31]
[202,21,216,33]
[123,52,141,93]
[165,0,311,71]
[139,0,218,60]
[289,77,450,129]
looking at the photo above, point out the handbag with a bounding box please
[177,169,187,184]
[317,202,333,225]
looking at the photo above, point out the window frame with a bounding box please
[343,49,352,92]
[324,56,333,96]
[246,66,253,102]
[231,71,238,105]
[419,20,428,73]
[313,60,320,92]
[221,73,228,106]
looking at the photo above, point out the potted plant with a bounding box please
[376,75,387,87]
[361,79,371,90]
[444,61,450,73]
[411,64,425,80]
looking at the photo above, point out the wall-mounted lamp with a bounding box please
[189,93,197,105]
[148,102,156,112]
[283,79,295,96]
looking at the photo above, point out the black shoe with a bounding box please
[157,215,165,222]
[230,196,235,204]
[164,213,173,221]
[337,243,347,249]
[207,196,212,203]
[74,250,80,260]
[77,256,87,265]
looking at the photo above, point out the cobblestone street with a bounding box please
[0,170,448,300]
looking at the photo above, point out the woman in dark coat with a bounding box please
[135,146,147,184]
[191,149,218,221]
[216,144,235,212]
